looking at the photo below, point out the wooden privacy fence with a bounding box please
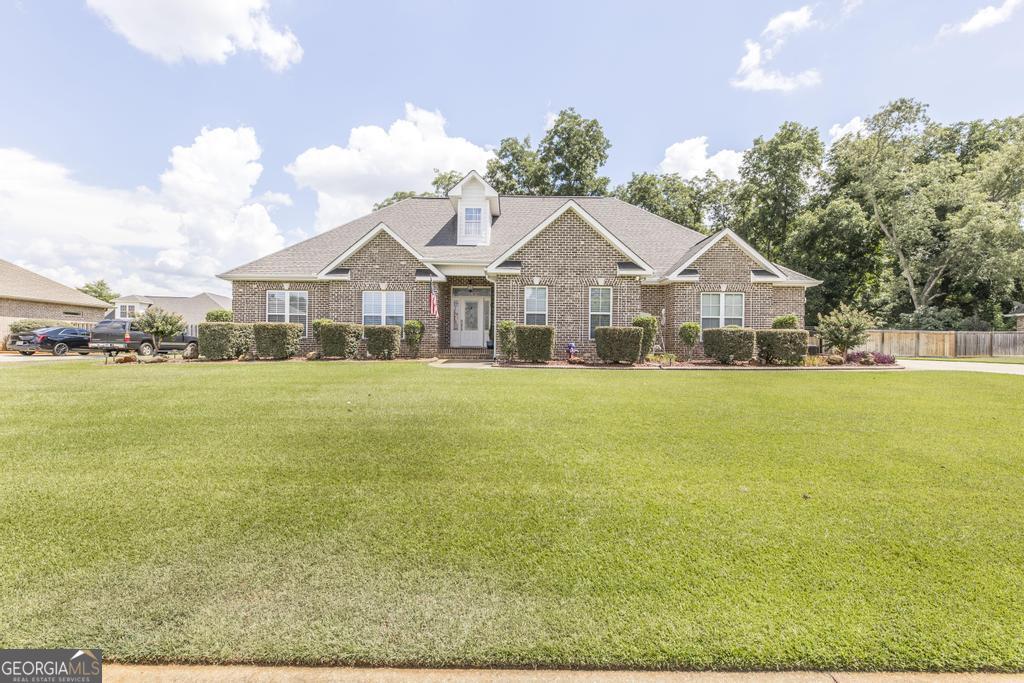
[856,329,1024,358]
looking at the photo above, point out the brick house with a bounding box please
[0,258,109,341]
[220,172,820,358]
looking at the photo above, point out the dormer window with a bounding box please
[465,208,482,237]
[447,170,499,246]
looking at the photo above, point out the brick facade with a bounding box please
[229,210,808,360]
[638,240,806,355]
[492,208,641,358]
[233,231,441,356]
[1,297,107,341]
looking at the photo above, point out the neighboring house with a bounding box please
[0,258,109,340]
[1010,303,1024,331]
[219,171,821,358]
[109,292,231,325]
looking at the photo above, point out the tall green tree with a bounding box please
[833,98,1024,314]
[613,173,701,228]
[735,122,824,260]
[374,169,468,210]
[689,171,740,234]
[78,279,118,304]
[485,108,611,196]
[485,137,549,195]
[538,108,611,195]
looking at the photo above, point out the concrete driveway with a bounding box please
[900,359,1024,375]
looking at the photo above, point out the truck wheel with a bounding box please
[138,341,155,356]
[53,343,69,356]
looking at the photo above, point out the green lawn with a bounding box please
[903,356,1024,365]
[1,362,1023,671]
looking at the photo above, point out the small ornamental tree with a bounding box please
[206,309,232,322]
[132,306,185,353]
[678,322,700,361]
[631,314,659,360]
[403,320,424,358]
[818,303,874,359]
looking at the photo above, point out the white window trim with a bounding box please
[361,290,406,329]
[464,207,483,236]
[266,290,309,337]
[118,304,136,318]
[523,286,548,326]
[700,292,745,330]
[588,286,613,340]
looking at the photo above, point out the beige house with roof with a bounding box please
[0,258,109,344]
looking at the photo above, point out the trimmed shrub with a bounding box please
[321,322,363,359]
[8,319,63,335]
[253,322,302,360]
[311,318,333,342]
[596,326,644,364]
[205,309,232,322]
[631,314,659,360]
[365,325,401,359]
[497,320,518,361]
[702,327,755,364]
[678,322,701,361]
[872,352,896,365]
[198,322,253,360]
[756,329,808,366]
[514,325,554,362]
[403,320,424,358]
[771,314,799,329]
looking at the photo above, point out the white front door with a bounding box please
[452,296,486,347]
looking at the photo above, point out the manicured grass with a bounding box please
[1,362,1023,671]
[903,356,1024,365]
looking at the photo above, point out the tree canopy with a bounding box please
[78,279,118,304]
[376,99,1024,327]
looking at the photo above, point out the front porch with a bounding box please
[438,276,494,359]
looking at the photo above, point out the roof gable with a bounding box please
[317,222,445,281]
[485,201,653,275]
[666,229,783,280]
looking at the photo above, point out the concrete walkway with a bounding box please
[103,665,1024,682]
[900,359,1024,375]
[0,351,99,364]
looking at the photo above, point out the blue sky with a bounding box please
[1,0,1022,295]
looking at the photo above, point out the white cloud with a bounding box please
[731,7,822,92]
[828,116,866,142]
[763,6,816,40]
[841,0,864,16]
[287,103,494,230]
[87,0,302,71]
[659,137,744,181]
[731,40,822,92]
[939,0,1022,36]
[0,127,286,296]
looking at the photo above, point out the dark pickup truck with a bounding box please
[89,319,198,357]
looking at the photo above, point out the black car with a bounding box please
[9,327,92,356]
[88,319,198,357]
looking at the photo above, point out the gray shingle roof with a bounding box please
[218,196,818,284]
[0,259,110,309]
[114,292,230,325]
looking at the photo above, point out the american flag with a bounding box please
[428,280,439,317]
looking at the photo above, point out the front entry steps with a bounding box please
[437,347,494,360]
